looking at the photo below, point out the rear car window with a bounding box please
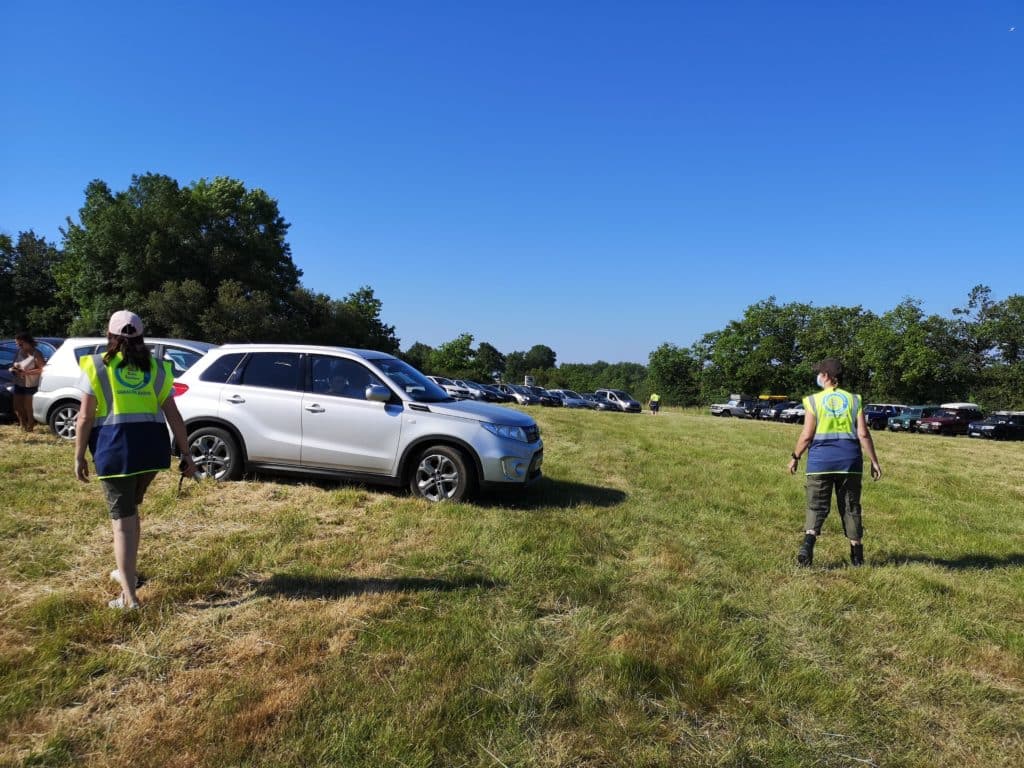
[238,352,303,391]
[199,353,246,384]
[162,346,205,376]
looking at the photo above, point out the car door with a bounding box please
[300,355,403,474]
[220,351,303,464]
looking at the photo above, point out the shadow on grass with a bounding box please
[479,477,628,510]
[235,473,628,510]
[255,573,504,599]
[875,553,1024,570]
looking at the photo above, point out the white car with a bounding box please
[173,344,543,501]
[780,404,806,424]
[426,375,471,400]
[33,336,217,439]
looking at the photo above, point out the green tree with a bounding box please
[0,230,70,335]
[504,351,527,383]
[429,334,476,377]
[59,174,301,336]
[402,342,435,372]
[475,342,505,380]
[647,343,700,405]
[523,344,557,371]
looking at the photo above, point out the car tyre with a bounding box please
[188,426,242,481]
[49,401,80,440]
[410,445,473,502]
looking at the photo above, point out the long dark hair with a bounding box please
[103,334,152,369]
[15,331,36,347]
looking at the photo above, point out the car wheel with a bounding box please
[410,445,473,502]
[48,401,80,440]
[188,426,242,481]
[721,411,731,417]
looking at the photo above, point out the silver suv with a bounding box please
[33,336,217,439]
[173,344,543,502]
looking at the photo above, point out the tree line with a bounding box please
[3,173,1021,409]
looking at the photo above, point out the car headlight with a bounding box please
[482,422,529,442]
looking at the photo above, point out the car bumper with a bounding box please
[478,438,544,485]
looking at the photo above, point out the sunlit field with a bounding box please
[1,410,1022,767]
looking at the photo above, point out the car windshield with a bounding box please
[373,358,451,402]
[562,390,581,399]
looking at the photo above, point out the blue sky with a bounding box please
[2,1,1021,363]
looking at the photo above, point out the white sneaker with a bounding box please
[109,569,143,589]
[108,596,140,610]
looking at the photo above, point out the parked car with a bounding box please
[0,367,14,421]
[477,383,513,403]
[582,392,619,411]
[494,383,538,405]
[710,394,756,417]
[967,412,1024,440]
[864,403,906,430]
[745,395,789,419]
[760,400,799,421]
[173,344,543,502]
[887,405,941,432]
[32,337,217,439]
[917,403,984,436]
[451,379,497,401]
[526,386,561,407]
[425,375,471,400]
[594,389,642,413]
[779,403,806,423]
[546,389,590,408]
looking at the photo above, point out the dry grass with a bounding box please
[1,412,1023,767]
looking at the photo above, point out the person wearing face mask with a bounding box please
[787,358,882,567]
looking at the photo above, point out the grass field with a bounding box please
[1,410,1022,767]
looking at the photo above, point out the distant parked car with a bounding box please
[583,393,619,411]
[917,403,984,436]
[546,389,590,408]
[594,389,642,413]
[760,400,799,421]
[477,383,513,403]
[710,395,756,417]
[888,405,941,432]
[864,403,906,430]
[451,379,497,401]
[967,412,1024,440]
[746,396,789,419]
[526,386,561,407]
[779,403,806,424]
[426,376,472,400]
[499,384,540,405]
[33,337,217,439]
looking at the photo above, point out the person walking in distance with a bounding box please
[648,392,661,415]
[787,358,881,567]
[74,311,197,609]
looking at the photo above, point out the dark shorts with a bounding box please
[100,472,158,520]
[805,473,863,539]
[13,385,38,395]
[650,402,660,411]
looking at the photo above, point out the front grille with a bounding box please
[524,425,540,443]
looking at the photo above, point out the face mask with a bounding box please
[816,374,826,388]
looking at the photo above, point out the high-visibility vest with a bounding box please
[650,394,661,403]
[802,387,863,475]
[80,353,174,479]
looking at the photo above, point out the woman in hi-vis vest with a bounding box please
[74,311,198,609]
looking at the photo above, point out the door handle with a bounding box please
[305,404,325,413]
[226,395,245,404]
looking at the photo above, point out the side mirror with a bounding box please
[366,384,391,403]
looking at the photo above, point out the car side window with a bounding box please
[238,352,303,391]
[310,355,384,400]
[73,344,107,362]
[162,346,204,376]
[200,353,246,384]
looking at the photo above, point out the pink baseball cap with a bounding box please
[107,310,144,338]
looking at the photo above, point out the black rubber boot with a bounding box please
[850,543,864,567]
[797,534,816,566]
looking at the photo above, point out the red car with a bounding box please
[917,403,984,436]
